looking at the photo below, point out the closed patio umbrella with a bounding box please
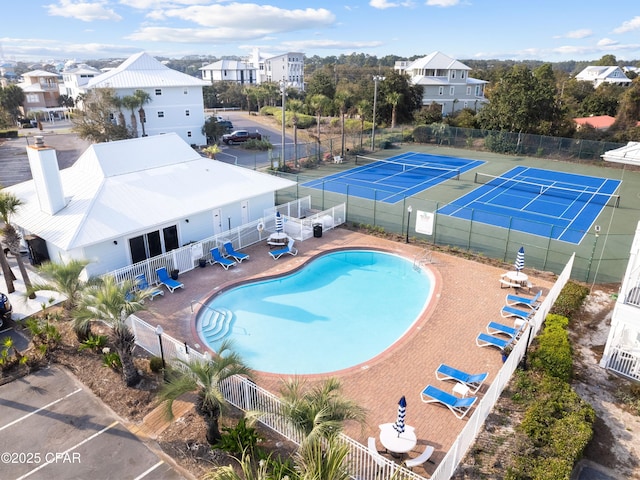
[515,246,525,272]
[275,211,284,233]
[393,395,406,435]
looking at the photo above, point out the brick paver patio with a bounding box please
[136,228,553,477]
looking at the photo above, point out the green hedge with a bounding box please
[0,130,18,138]
[529,314,572,382]
[549,282,589,318]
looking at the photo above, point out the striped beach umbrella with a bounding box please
[392,395,406,435]
[515,246,525,272]
[275,211,284,233]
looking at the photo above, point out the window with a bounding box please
[185,109,190,116]
[26,94,39,103]
[155,89,162,95]
[461,71,466,79]
[450,86,455,95]
[187,131,192,137]
[183,89,188,94]
[128,226,178,264]
[438,87,444,96]
[158,111,164,118]
[451,70,456,79]
[467,86,471,95]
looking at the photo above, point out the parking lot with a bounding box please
[0,366,185,480]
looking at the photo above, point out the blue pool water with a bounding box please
[196,249,434,375]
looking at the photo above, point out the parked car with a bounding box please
[222,130,262,145]
[0,292,12,327]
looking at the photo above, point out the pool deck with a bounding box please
[136,228,554,476]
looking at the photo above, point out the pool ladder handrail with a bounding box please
[413,248,433,271]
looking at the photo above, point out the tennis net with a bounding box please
[474,172,620,207]
[355,155,461,180]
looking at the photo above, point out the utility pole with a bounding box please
[371,75,385,151]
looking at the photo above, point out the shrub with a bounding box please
[412,125,432,143]
[102,348,122,371]
[214,417,264,457]
[549,282,589,318]
[149,356,164,373]
[243,138,272,150]
[530,314,573,381]
[78,334,108,352]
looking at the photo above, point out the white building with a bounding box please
[600,220,640,382]
[395,51,488,115]
[6,133,296,277]
[61,64,102,101]
[200,59,257,85]
[87,52,209,146]
[575,66,632,88]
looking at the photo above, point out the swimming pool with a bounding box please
[196,249,435,375]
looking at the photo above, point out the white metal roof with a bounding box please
[405,51,471,72]
[87,52,208,89]
[602,142,640,166]
[7,133,296,250]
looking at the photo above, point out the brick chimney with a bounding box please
[26,136,66,214]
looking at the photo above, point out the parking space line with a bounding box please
[133,461,165,479]
[16,420,119,480]
[0,387,82,432]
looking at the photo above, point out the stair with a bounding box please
[198,307,234,342]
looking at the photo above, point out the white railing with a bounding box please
[606,347,640,381]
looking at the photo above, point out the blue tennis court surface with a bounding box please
[302,152,484,204]
[437,166,622,244]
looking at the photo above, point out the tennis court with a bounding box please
[437,166,622,244]
[302,152,484,204]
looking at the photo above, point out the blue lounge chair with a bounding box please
[506,290,542,310]
[210,247,236,270]
[223,241,249,263]
[269,237,298,260]
[476,332,511,351]
[501,305,533,321]
[486,321,522,339]
[134,273,164,300]
[156,267,184,293]
[420,384,477,419]
[435,363,488,394]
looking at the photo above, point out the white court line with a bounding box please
[17,420,119,480]
[133,461,165,479]
[0,387,82,432]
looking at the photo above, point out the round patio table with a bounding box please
[378,423,417,456]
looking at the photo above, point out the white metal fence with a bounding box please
[125,251,574,480]
[108,197,344,287]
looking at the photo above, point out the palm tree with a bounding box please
[26,258,90,311]
[121,95,138,137]
[334,91,352,157]
[356,99,371,151]
[133,90,152,137]
[276,377,367,446]
[288,99,305,168]
[112,96,126,127]
[73,275,148,386]
[158,340,253,444]
[0,191,35,299]
[386,91,402,128]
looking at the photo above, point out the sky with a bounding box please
[2,0,640,64]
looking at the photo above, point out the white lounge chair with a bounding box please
[156,267,184,293]
[269,237,297,260]
[435,364,488,394]
[486,321,523,339]
[506,290,542,310]
[476,332,511,351]
[501,305,533,321]
[420,384,477,419]
[404,445,435,469]
[210,247,236,270]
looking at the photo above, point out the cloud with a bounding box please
[555,29,592,40]
[612,16,640,34]
[118,0,211,8]
[425,0,460,6]
[153,4,335,30]
[279,39,384,51]
[127,26,265,43]
[46,0,122,21]
[369,0,415,9]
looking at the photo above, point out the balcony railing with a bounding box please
[624,286,640,307]
[606,347,640,381]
